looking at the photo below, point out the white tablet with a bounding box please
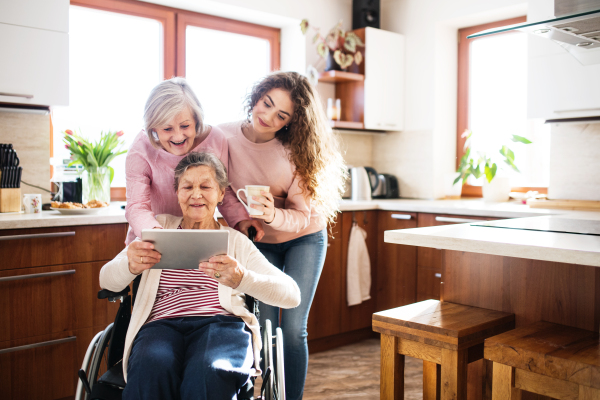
[141,229,229,269]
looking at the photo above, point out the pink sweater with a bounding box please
[125,127,249,244]
[219,121,326,244]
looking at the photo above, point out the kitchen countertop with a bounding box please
[0,197,592,231]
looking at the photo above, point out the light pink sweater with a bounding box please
[125,128,249,244]
[219,121,326,244]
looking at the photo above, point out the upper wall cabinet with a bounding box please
[0,0,69,107]
[318,28,404,132]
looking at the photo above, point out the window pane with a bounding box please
[469,33,550,187]
[185,26,271,125]
[52,6,163,188]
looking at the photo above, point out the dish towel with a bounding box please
[346,222,371,306]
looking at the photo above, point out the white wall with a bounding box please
[376,0,527,198]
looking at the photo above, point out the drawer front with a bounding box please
[0,224,127,270]
[0,262,119,342]
[0,327,96,400]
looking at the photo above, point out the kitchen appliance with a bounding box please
[469,0,600,65]
[51,159,83,203]
[353,0,380,29]
[372,173,400,199]
[349,166,379,201]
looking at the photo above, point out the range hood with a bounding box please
[468,0,600,65]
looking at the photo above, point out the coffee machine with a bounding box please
[51,159,83,203]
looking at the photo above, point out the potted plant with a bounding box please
[454,130,532,202]
[63,129,127,203]
[300,19,364,71]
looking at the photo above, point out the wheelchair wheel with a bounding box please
[86,323,114,399]
[275,327,285,400]
[262,319,274,400]
[76,330,104,400]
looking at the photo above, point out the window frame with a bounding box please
[58,0,280,201]
[456,16,548,197]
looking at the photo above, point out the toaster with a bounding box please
[372,173,399,199]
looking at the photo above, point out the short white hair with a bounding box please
[143,77,205,149]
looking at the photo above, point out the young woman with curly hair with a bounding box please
[219,71,347,400]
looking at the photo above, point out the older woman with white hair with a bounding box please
[124,78,264,256]
[101,151,300,399]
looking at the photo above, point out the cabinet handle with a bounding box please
[434,273,442,278]
[0,269,75,283]
[0,92,34,99]
[391,214,412,220]
[0,336,76,355]
[435,216,486,224]
[327,243,331,248]
[0,231,76,241]
[554,107,600,113]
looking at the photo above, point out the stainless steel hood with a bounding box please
[468,0,600,65]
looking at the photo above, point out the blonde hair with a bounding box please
[245,71,348,226]
[143,77,205,149]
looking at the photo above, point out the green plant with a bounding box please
[300,19,364,69]
[62,129,127,183]
[454,130,532,185]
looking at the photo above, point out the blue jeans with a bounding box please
[123,315,253,400]
[254,229,327,400]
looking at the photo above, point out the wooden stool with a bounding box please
[373,299,515,400]
[485,321,600,400]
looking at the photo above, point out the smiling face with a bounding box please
[251,88,295,139]
[177,165,225,226]
[155,108,197,156]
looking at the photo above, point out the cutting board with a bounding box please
[527,198,600,211]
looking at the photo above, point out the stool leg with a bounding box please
[441,348,468,400]
[492,362,521,400]
[381,334,404,400]
[423,360,441,400]
[579,385,600,400]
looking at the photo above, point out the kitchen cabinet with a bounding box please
[317,27,404,132]
[416,213,498,302]
[376,211,417,311]
[0,0,69,107]
[0,223,126,400]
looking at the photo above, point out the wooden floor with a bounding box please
[303,338,423,399]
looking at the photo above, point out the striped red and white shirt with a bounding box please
[146,226,232,323]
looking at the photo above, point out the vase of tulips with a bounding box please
[63,129,127,203]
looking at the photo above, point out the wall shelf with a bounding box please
[318,71,364,83]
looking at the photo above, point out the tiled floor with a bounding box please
[303,338,423,400]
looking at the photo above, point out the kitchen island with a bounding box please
[384,213,600,400]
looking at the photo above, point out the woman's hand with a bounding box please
[250,191,276,224]
[127,240,162,275]
[236,219,265,241]
[199,255,246,289]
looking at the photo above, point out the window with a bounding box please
[458,17,550,195]
[51,0,280,199]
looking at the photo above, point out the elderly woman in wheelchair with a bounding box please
[98,151,301,400]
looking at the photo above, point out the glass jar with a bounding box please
[82,166,111,204]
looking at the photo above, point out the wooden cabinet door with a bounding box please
[376,211,417,312]
[307,219,343,340]
[340,211,378,332]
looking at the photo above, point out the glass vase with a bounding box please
[83,167,110,204]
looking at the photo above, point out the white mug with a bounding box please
[22,194,42,214]
[236,185,270,216]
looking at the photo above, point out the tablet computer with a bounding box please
[141,229,229,269]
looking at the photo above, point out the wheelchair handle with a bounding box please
[248,226,257,242]
[98,286,130,300]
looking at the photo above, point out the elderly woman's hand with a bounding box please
[199,255,245,289]
[127,240,162,275]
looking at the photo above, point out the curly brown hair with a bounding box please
[245,71,347,225]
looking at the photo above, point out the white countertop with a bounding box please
[384,213,600,267]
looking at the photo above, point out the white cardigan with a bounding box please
[99,214,301,381]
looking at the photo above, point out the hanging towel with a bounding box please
[346,222,371,306]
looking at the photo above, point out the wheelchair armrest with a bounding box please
[98,286,130,301]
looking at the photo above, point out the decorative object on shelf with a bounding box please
[300,19,364,71]
[454,129,532,202]
[327,98,341,121]
[306,64,319,87]
[62,129,127,203]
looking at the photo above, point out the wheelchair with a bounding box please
[76,229,286,400]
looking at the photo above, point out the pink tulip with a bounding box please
[65,144,70,149]
[65,129,74,136]
[78,141,83,146]
[116,130,124,137]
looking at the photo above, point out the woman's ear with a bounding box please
[218,187,226,205]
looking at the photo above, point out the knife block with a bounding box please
[0,188,21,212]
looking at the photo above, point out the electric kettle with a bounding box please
[349,167,379,201]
